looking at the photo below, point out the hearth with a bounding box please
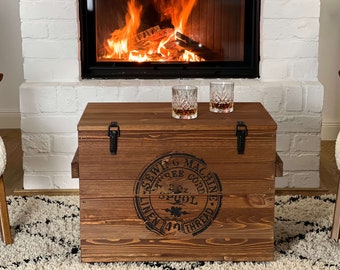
[79,0,260,79]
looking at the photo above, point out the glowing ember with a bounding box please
[101,0,204,62]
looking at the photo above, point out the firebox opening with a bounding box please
[80,0,260,79]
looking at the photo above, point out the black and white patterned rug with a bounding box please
[0,195,339,270]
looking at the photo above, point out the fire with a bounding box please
[103,0,143,60]
[153,0,197,34]
[101,0,204,62]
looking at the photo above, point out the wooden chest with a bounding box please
[75,102,278,263]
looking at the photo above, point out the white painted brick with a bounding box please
[22,134,51,154]
[262,19,291,40]
[263,40,319,59]
[157,86,175,101]
[97,86,120,102]
[24,173,79,189]
[118,80,141,88]
[263,19,319,40]
[22,39,78,59]
[20,85,40,113]
[275,116,321,133]
[146,79,175,87]
[178,79,204,88]
[234,79,262,88]
[38,86,58,113]
[21,115,79,133]
[291,59,319,81]
[52,59,80,82]
[293,134,321,152]
[20,84,58,113]
[286,84,303,112]
[263,85,284,113]
[57,86,78,113]
[137,80,175,102]
[75,85,99,112]
[263,0,320,19]
[23,60,54,82]
[198,85,209,102]
[305,82,324,113]
[53,174,79,189]
[23,174,53,189]
[261,59,289,80]
[293,19,320,39]
[53,134,78,153]
[160,79,182,88]
[135,87,162,102]
[20,1,76,20]
[48,21,78,40]
[234,86,264,103]
[291,172,320,188]
[275,175,290,188]
[282,154,320,171]
[23,154,73,172]
[276,134,291,152]
[100,80,122,88]
[21,22,48,39]
[117,82,141,101]
[23,59,79,82]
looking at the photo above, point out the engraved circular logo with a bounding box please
[134,153,222,236]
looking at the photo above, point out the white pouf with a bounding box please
[336,132,340,170]
[0,136,6,176]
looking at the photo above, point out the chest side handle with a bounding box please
[235,121,248,154]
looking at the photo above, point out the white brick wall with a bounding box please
[19,0,323,190]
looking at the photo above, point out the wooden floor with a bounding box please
[0,129,339,196]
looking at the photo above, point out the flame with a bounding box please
[129,50,148,62]
[153,0,197,34]
[103,0,143,59]
[182,50,200,62]
[102,0,204,62]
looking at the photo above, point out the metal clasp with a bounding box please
[235,121,248,154]
[108,122,120,155]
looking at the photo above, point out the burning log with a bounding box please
[134,26,175,47]
[135,25,161,43]
[133,26,181,61]
[175,32,219,60]
[102,24,207,62]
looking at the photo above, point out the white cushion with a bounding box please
[336,132,340,170]
[0,136,6,175]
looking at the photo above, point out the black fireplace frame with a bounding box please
[79,0,260,79]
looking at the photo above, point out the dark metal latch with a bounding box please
[108,122,120,155]
[235,121,248,154]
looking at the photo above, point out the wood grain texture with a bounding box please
[77,102,276,262]
[80,178,274,198]
[78,102,277,132]
[331,171,340,240]
[80,239,274,262]
[0,175,12,244]
[185,0,245,60]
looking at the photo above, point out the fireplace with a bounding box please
[79,0,260,79]
[19,0,324,190]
